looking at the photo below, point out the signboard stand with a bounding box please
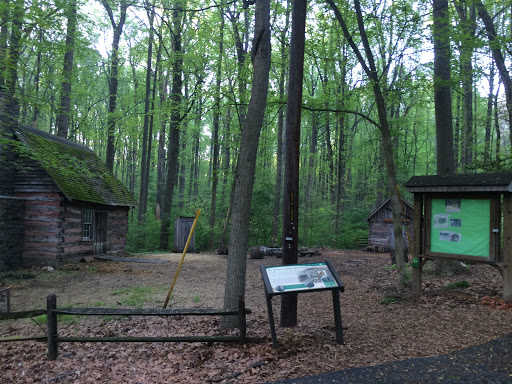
[406,173,512,302]
[260,259,344,348]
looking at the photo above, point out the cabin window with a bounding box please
[82,208,93,240]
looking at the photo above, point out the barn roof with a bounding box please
[365,197,413,222]
[15,126,137,207]
[406,173,512,193]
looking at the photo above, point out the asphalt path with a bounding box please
[270,333,512,384]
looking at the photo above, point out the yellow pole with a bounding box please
[163,209,201,308]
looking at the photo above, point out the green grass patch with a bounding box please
[0,270,37,288]
[1,271,36,281]
[379,297,397,305]
[193,295,201,303]
[379,294,399,305]
[110,286,156,308]
[32,306,81,326]
[445,280,471,290]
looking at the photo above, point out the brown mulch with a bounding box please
[1,250,512,383]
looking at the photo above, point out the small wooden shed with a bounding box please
[0,125,137,270]
[366,197,414,251]
[174,216,196,253]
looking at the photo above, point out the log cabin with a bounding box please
[0,125,137,271]
[366,197,414,252]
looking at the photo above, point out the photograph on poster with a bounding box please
[450,218,462,227]
[445,199,461,212]
[434,214,450,228]
[440,231,462,242]
[265,263,338,293]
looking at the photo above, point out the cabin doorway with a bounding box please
[93,212,108,255]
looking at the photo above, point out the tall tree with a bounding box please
[433,0,455,175]
[454,2,476,171]
[475,0,512,152]
[326,0,407,289]
[101,0,129,171]
[56,0,77,138]
[159,1,184,250]
[281,0,307,328]
[0,0,24,119]
[138,0,156,223]
[270,0,290,245]
[209,4,225,249]
[223,0,271,328]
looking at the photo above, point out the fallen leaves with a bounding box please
[480,295,512,310]
[2,250,512,383]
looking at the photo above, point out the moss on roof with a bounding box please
[15,126,137,207]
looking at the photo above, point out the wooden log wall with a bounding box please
[0,197,25,271]
[16,193,63,267]
[61,204,92,263]
[60,204,130,262]
[107,208,130,254]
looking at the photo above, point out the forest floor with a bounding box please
[1,249,512,383]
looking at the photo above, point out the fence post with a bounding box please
[47,294,58,360]
[238,295,246,342]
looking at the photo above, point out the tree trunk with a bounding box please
[56,0,77,139]
[2,0,23,119]
[222,0,271,328]
[475,0,512,153]
[270,0,290,246]
[433,0,455,175]
[433,0,465,275]
[138,0,156,223]
[159,2,184,250]
[32,29,42,128]
[484,61,495,165]
[281,0,307,328]
[156,60,169,215]
[209,5,225,249]
[454,4,476,171]
[101,0,128,171]
[0,0,9,90]
[495,91,500,165]
[228,3,249,129]
[326,0,406,289]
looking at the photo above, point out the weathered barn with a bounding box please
[366,197,414,251]
[0,125,137,271]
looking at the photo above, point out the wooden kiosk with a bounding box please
[405,173,512,302]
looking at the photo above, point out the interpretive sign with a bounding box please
[424,194,498,262]
[406,173,512,302]
[260,259,344,348]
[263,262,339,294]
[430,198,490,257]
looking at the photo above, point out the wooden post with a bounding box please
[332,289,344,344]
[412,193,424,298]
[281,0,307,328]
[238,295,247,343]
[46,294,58,360]
[412,257,423,299]
[502,193,512,302]
[265,295,278,348]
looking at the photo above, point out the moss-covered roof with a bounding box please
[15,126,137,207]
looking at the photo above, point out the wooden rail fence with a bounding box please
[0,294,253,360]
[354,235,369,249]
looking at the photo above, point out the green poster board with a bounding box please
[430,198,490,257]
